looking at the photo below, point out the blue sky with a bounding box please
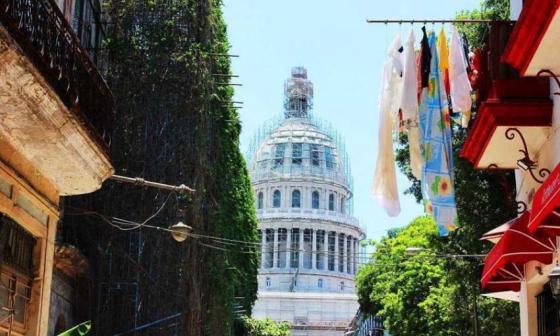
[223,0,482,240]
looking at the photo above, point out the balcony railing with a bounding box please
[0,0,113,148]
[256,207,362,230]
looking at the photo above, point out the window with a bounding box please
[325,147,335,169]
[340,197,346,214]
[257,230,262,267]
[257,192,264,209]
[292,143,303,165]
[311,144,321,166]
[265,277,271,288]
[346,236,352,274]
[0,215,34,333]
[317,279,323,289]
[277,229,287,268]
[328,232,336,271]
[264,229,274,268]
[537,284,559,335]
[328,193,335,211]
[316,230,325,270]
[273,144,285,168]
[303,229,312,269]
[291,229,300,268]
[312,191,320,209]
[340,281,345,291]
[273,190,281,208]
[338,233,345,272]
[292,190,301,208]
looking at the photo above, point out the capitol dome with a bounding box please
[250,67,364,336]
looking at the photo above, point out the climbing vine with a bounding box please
[63,1,258,335]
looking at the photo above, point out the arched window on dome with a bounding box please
[273,190,281,208]
[340,197,346,214]
[312,191,320,209]
[292,143,303,166]
[257,192,264,209]
[292,190,301,208]
[311,144,321,166]
[273,144,285,168]
[325,147,335,169]
[328,193,334,211]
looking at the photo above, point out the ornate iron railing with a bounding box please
[0,0,113,148]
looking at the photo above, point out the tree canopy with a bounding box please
[237,318,290,336]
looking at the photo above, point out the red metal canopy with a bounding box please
[529,162,560,233]
[481,212,556,293]
[502,0,560,76]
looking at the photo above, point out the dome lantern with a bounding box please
[284,66,313,119]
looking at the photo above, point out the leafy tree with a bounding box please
[356,217,456,336]
[237,318,290,336]
[356,217,520,336]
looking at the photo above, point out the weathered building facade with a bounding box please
[0,0,112,334]
[249,67,365,335]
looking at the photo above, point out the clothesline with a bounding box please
[366,19,512,24]
[372,25,472,236]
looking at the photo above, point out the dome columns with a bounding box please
[258,226,360,276]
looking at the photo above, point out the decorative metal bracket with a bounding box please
[486,163,528,214]
[505,127,550,184]
[537,69,560,95]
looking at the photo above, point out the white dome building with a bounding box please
[249,67,365,336]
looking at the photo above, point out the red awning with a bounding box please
[481,212,556,293]
[529,162,560,233]
[502,0,560,76]
[480,220,514,244]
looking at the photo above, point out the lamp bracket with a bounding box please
[505,127,550,184]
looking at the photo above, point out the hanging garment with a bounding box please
[400,29,422,179]
[449,26,473,128]
[372,35,403,217]
[401,29,418,121]
[420,26,431,89]
[418,32,458,236]
[462,32,472,74]
[437,27,450,96]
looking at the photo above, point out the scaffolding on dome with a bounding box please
[246,67,355,214]
[246,112,355,214]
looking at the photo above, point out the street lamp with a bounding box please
[404,247,425,256]
[169,221,192,242]
[548,262,560,299]
[404,246,486,258]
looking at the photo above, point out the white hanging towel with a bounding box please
[449,26,472,127]
[401,29,418,121]
[372,35,403,217]
[400,29,422,179]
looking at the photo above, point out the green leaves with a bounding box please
[239,318,290,336]
[356,217,453,336]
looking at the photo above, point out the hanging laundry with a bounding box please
[461,32,472,75]
[436,27,450,96]
[401,29,418,121]
[449,26,473,128]
[400,29,422,179]
[372,35,403,217]
[420,26,431,89]
[418,32,458,236]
